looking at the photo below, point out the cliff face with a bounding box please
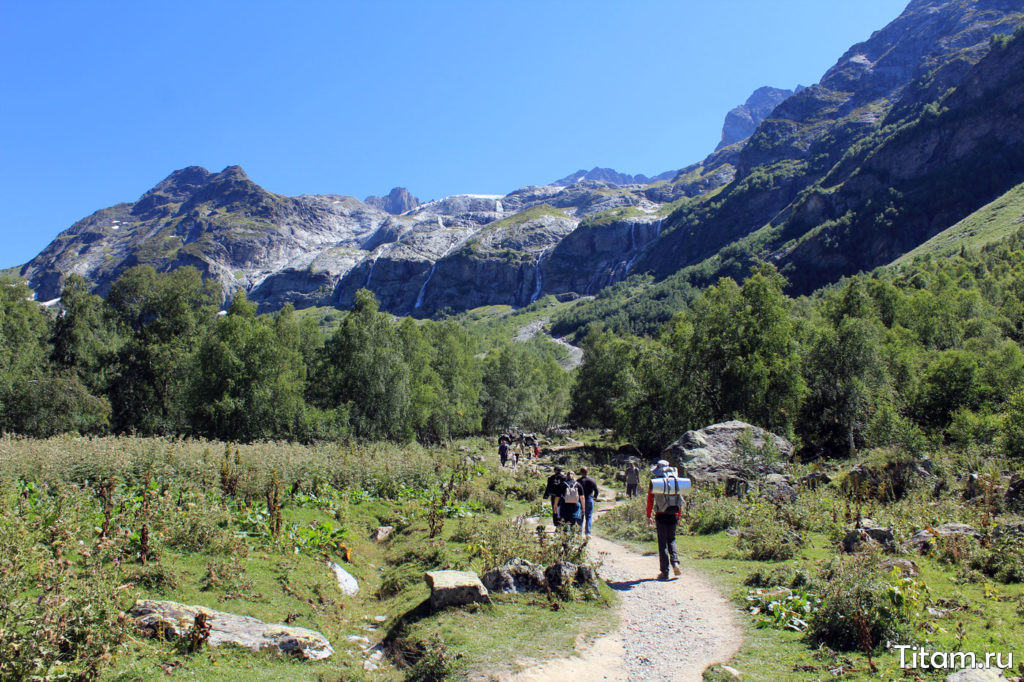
[716,86,798,150]
[640,0,1024,290]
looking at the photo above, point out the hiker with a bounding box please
[625,461,640,498]
[646,463,690,580]
[543,466,565,527]
[556,470,584,532]
[650,458,669,479]
[578,466,599,536]
[498,439,509,467]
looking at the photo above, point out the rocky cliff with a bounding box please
[716,86,798,150]
[363,187,420,215]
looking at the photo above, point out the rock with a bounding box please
[1005,474,1024,510]
[544,561,580,590]
[373,615,387,623]
[364,187,420,215]
[575,564,598,585]
[615,470,627,482]
[842,522,895,553]
[129,599,334,660]
[482,558,548,594]
[327,561,359,596]
[719,664,743,679]
[717,86,797,150]
[927,606,949,618]
[964,472,981,500]
[662,421,792,484]
[457,445,471,453]
[762,474,797,503]
[371,526,394,543]
[424,570,490,609]
[905,523,981,553]
[725,476,750,498]
[799,472,831,489]
[993,521,1024,539]
[880,557,920,577]
[945,668,1007,681]
[617,443,642,458]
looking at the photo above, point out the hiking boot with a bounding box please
[672,563,681,577]
[657,572,669,581]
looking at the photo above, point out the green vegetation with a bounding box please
[0,436,613,680]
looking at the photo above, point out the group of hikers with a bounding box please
[498,431,539,467]
[538,457,690,580]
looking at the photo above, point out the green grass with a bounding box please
[892,180,1024,265]
[448,296,586,353]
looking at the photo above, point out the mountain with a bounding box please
[552,167,676,187]
[716,86,800,150]
[364,187,420,215]
[19,0,1024,323]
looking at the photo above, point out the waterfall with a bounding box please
[364,253,380,288]
[529,248,550,304]
[656,217,664,238]
[413,240,459,311]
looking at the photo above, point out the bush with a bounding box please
[737,517,802,561]
[972,533,1024,583]
[808,553,924,651]
[744,565,813,589]
[689,496,743,535]
[597,496,655,543]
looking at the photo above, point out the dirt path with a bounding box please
[513,317,584,370]
[509,495,743,681]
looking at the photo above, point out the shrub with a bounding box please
[597,496,655,543]
[689,496,743,535]
[808,553,924,651]
[744,565,813,589]
[972,533,1024,583]
[737,517,802,561]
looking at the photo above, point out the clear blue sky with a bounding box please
[0,1,905,268]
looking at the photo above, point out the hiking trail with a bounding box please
[505,489,743,682]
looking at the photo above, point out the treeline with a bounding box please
[572,231,1024,457]
[0,267,570,442]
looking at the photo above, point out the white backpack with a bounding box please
[651,475,690,513]
[563,482,580,504]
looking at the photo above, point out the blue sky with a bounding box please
[0,1,905,268]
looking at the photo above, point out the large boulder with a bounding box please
[662,421,793,483]
[327,560,359,596]
[482,558,548,594]
[128,599,333,660]
[905,523,981,553]
[762,474,797,503]
[424,570,490,609]
[842,521,896,553]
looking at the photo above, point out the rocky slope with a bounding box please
[19,0,1024,318]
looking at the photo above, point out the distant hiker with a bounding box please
[646,466,691,580]
[499,439,509,467]
[556,470,584,532]
[544,466,565,527]
[533,442,540,459]
[578,466,599,536]
[625,461,640,498]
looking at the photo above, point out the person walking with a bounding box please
[578,466,599,536]
[498,439,509,467]
[625,461,640,498]
[543,466,565,528]
[556,470,584,533]
[646,465,688,580]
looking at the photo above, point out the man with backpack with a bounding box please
[543,466,565,527]
[625,461,640,498]
[556,470,584,532]
[577,466,599,536]
[646,463,690,580]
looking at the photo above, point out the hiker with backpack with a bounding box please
[625,461,640,498]
[556,470,585,532]
[543,466,565,527]
[577,466,599,536]
[646,459,691,580]
[498,439,509,467]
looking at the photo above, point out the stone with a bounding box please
[905,523,981,553]
[880,557,920,577]
[482,558,548,594]
[327,560,359,596]
[662,421,792,484]
[719,665,743,679]
[945,667,1007,681]
[964,472,981,500]
[129,599,333,660]
[799,472,831,489]
[1005,474,1024,511]
[371,526,394,543]
[424,570,490,609]
[544,561,580,590]
[842,522,895,553]
[725,476,750,498]
[616,470,627,482]
[762,474,797,503]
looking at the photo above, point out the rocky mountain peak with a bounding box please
[715,86,797,150]
[552,167,675,187]
[364,187,420,215]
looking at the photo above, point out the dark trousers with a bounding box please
[626,483,638,498]
[551,497,560,527]
[655,513,679,575]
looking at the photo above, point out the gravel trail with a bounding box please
[509,497,743,681]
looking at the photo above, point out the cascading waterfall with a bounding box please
[363,253,380,288]
[529,248,550,304]
[413,241,457,311]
